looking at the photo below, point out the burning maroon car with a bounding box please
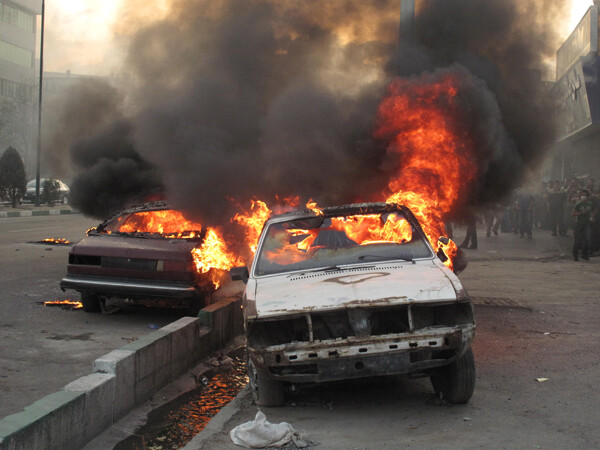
[60,202,220,313]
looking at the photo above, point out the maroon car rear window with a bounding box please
[102,210,203,237]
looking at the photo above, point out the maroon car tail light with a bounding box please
[160,260,194,272]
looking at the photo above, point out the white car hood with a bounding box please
[253,260,460,318]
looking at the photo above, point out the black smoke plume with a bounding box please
[69,120,163,218]
[42,78,122,181]
[58,0,566,222]
[387,0,565,209]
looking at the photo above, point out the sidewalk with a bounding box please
[451,224,575,261]
[0,202,79,218]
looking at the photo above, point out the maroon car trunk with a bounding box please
[61,234,205,302]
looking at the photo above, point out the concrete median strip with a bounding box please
[0,296,243,450]
[0,209,79,218]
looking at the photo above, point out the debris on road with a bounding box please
[230,410,310,448]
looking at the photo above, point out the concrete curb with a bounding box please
[0,209,79,218]
[0,296,243,450]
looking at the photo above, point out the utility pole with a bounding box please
[400,0,416,45]
[35,0,45,206]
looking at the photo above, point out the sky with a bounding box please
[43,0,121,75]
[43,0,595,76]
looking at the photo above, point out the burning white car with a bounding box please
[232,202,475,406]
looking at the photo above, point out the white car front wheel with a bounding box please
[247,354,286,407]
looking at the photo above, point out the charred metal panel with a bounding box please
[247,302,473,348]
[249,327,472,383]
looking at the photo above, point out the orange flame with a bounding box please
[306,199,324,216]
[40,238,71,245]
[232,196,305,255]
[107,209,241,289]
[95,73,478,278]
[44,300,83,309]
[117,210,202,237]
[374,74,479,268]
[191,227,242,288]
[232,199,272,253]
[233,73,478,270]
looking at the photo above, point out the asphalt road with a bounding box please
[0,214,193,419]
[189,229,600,450]
[3,215,599,449]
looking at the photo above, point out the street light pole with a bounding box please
[399,0,415,46]
[35,0,45,206]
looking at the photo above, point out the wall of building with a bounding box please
[0,0,40,176]
[0,0,39,93]
[551,5,600,183]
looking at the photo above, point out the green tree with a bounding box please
[0,146,27,207]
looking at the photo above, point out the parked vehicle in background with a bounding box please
[23,178,70,204]
[233,202,476,407]
[60,201,218,314]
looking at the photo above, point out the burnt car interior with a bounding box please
[254,210,433,276]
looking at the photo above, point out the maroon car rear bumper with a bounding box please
[60,274,198,298]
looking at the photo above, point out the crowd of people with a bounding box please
[457,177,599,261]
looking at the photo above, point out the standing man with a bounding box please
[485,203,501,237]
[590,189,600,253]
[547,180,567,236]
[459,210,478,250]
[515,187,534,238]
[566,179,581,231]
[572,189,595,261]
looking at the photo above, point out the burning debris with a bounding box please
[43,300,83,310]
[32,238,72,246]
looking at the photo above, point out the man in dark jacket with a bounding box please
[515,188,534,238]
[572,189,595,261]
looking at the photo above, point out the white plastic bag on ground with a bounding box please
[230,410,308,448]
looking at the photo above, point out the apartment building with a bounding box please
[0,0,41,175]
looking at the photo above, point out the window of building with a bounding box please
[0,40,33,68]
[0,3,35,33]
[0,78,31,102]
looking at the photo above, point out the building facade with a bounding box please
[0,0,41,176]
[552,3,600,181]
